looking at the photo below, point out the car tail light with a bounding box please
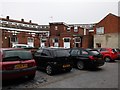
[28,61,36,67]
[2,65,14,70]
[89,56,95,61]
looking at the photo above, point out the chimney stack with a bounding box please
[6,16,9,20]
[21,19,24,22]
[29,20,32,23]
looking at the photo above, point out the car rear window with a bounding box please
[54,49,70,57]
[115,49,120,52]
[3,50,33,61]
[89,50,100,55]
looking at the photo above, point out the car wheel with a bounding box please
[104,57,111,62]
[28,73,35,79]
[46,65,53,75]
[77,61,84,70]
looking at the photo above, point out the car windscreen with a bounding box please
[54,49,70,57]
[3,50,33,61]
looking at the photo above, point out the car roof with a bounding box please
[0,48,23,51]
[40,47,69,51]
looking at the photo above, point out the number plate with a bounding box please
[63,64,70,68]
[14,64,28,69]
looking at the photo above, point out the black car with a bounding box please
[69,48,105,70]
[34,48,72,75]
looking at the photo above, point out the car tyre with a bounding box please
[46,65,54,75]
[77,61,84,70]
[104,57,111,62]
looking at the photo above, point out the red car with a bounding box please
[97,48,118,62]
[0,48,36,80]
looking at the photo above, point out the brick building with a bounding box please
[0,16,49,48]
[94,13,120,48]
[0,16,95,48]
[49,22,94,48]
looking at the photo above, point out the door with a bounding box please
[28,37,34,47]
[64,38,70,48]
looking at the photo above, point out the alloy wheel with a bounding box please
[77,61,84,70]
[105,57,111,62]
[46,65,53,75]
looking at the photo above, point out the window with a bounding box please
[0,20,2,24]
[67,27,70,32]
[64,38,70,42]
[75,37,81,43]
[70,50,80,56]
[74,26,78,32]
[96,43,101,48]
[90,50,100,55]
[55,26,58,30]
[81,50,89,55]
[11,35,18,43]
[28,37,34,42]
[41,39,46,42]
[96,27,104,34]
[100,48,107,52]
[41,50,51,56]
[54,38,58,42]
[55,50,70,57]
[3,50,33,61]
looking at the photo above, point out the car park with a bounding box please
[34,48,73,75]
[1,48,36,80]
[96,48,118,62]
[69,48,105,70]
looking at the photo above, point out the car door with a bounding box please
[70,49,80,64]
[78,49,90,60]
[34,49,43,67]
[40,49,53,68]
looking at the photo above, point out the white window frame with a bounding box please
[96,27,104,34]
[55,26,58,30]
[74,26,78,32]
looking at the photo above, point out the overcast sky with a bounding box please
[0,0,119,25]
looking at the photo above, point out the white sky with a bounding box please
[0,0,119,25]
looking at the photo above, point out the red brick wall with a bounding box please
[50,23,66,36]
[94,13,119,34]
[2,30,12,48]
[34,36,40,48]
[2,30,42,48]
[82,35,93,48]
[18,32,27,44]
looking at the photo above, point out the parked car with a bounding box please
[1,48,36,80]
[69,48,105,70]
[23,47,38,56]
[96,48,118,62]
[34,48,73,75]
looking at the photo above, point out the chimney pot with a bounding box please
[29,20,32,23]
[21,19,24,22]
